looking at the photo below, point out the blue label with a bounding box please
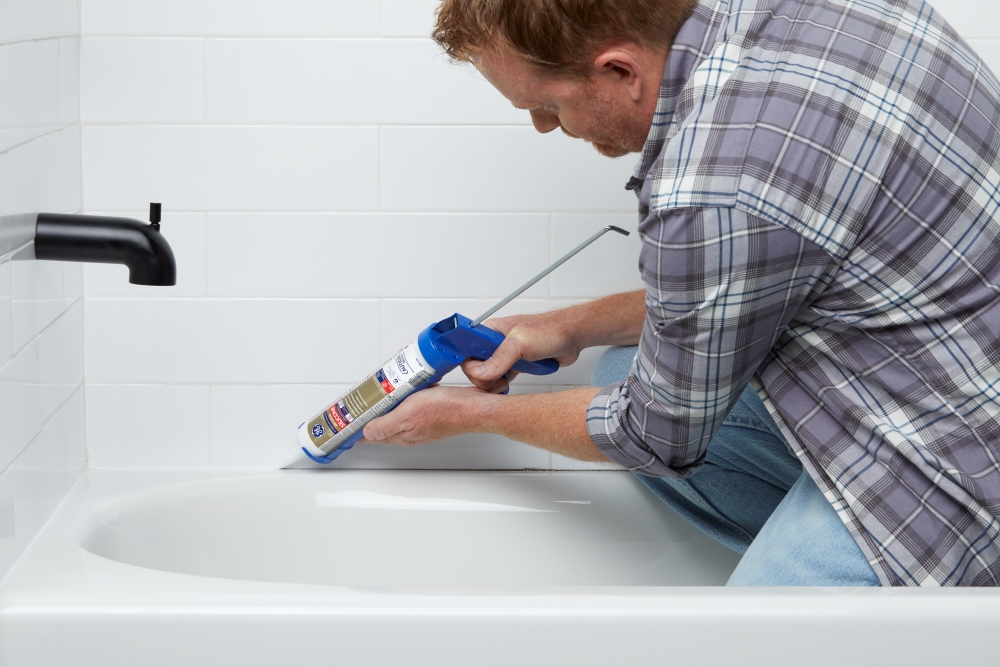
[376,369,388,383]
[311,423,325,438]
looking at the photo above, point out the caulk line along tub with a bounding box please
[293,225,630,466]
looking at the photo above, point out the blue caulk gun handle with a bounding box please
[302,313,558,465]
[415,313,559,388]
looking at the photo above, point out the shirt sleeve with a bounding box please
[587,207,837,477]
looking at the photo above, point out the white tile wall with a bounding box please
[380,127,636,211]
[0,0,83,582]
[86,384,210,468]
[81,38,205,123]
[380,0,439,37]
[84,298,381,383]
[207,39,524,125]
[75,0,1000,473]
[82,126,379,211]
[207,213,549,298]
[82,0,379,37]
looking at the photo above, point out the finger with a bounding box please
[363,413,404,442]
[460,358,496,390]
[487,375,510,395]
[465,336,526,383]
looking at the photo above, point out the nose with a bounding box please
[529,109,560,133]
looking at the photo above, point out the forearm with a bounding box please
[476,387,610,462]
[557,290,646,349]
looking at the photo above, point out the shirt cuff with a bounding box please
[586,383,681,477]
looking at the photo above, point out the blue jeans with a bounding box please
[593,346,880,586]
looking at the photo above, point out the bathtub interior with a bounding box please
[75,470,743,587]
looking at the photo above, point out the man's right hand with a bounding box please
[462,311,583,393]
[461,290,648,393]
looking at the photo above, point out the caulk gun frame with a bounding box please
[471,225,630,327]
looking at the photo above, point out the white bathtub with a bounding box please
[0,468,997,666]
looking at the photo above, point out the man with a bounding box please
[364,0,1000,586]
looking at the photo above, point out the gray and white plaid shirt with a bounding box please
[587,0,1000,586]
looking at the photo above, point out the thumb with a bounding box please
[467,337,525,383]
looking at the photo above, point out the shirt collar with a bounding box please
[627,0,727,191]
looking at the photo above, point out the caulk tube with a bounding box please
[293,313,559,466]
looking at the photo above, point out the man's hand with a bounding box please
[363,385,495,446]
[363,384,610,462]
[462,290,647,391]
[462,312,583,392]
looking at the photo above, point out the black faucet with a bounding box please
[34,203,177,286]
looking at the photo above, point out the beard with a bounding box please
[566,83,650,158]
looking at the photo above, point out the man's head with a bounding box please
[433,0,698,157]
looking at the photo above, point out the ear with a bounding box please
[593,46,645,102]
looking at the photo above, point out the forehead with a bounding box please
[475,49,574,105]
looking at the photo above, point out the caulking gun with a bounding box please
[293,225,630,465]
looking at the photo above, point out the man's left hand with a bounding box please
[362,385,498,446]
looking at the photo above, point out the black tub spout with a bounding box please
[34,203,177,286]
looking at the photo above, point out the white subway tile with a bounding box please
[381,298,605,387]
[933,0,1000,41]
[64,386,86,474]
[0,40,63,152]
[208,39,523,125]
[11,388,80,558]
[63,263,81,304]
[58,37,79,124]
[11,258,64,354]
[210,384,351,468]
[82,126,379,211]
[550,214,643,298]
[0,142,38,217]
[381,127,637,212]
[37,124,82,214]
[81,38,205,123]
[0,260,10,366]
[208,213,548,298]
[38,300,83,419]
[85,211,206,297]
[86,384,210,468]
[32,0,79,39]
[82,0,378,36]
[85,299,381,383]
[0,0,33,44]
[969,40,1000,76]
[0,471,11,581]
[0,337,42,471]
[380,0,439,37]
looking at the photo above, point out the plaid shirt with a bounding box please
[587,0,1000,586]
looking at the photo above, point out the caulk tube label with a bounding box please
[299,341,434,458]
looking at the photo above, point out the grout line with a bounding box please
[207,384,213,465]
[203,212,210,296]
[0,123,75,158]
[78,122,536,128]
[203,38,208,122]
[76,35,447,40]
[76,210,636,216]
[377,126,382,211]
[0,383,84,478]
